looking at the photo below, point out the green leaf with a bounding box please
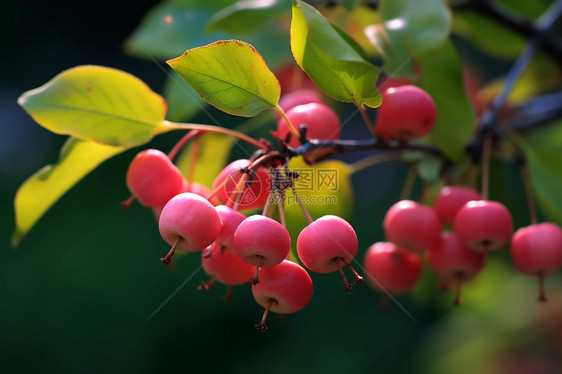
[340,0,361,11]
[365,0,451,77]
[290,0,381,108]
[525,147,562,224]
[418,154,443,183]
[167,40,281,117]
[125,0,235,59]
[18,66,169,147]
[175,132,236,188]
[417,42,477,162]
[206,0,291,34]
[162,71,206,122]
[284,157,354,259]
[12,138,128,246]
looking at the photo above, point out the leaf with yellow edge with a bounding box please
[12,138,128,246]
[167,40,281,117]
[18,65,169,147]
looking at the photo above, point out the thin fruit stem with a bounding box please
[277,190,287,228]
[250,257,262,285]
[538,271,548,303]
[481,132,493,201]
[120,195,135,210]
[290,186,314,224]
[358,105,377,138]
[198,277,216,291]
[187,135,201,186]
[255,299,274,332]
[164,121,268,150]
[454,279,463,306]
[344,262,364,285]
[223,285,234,301]
[207,169,242,204]
[400,162,419,201]
[161,237,181,265]
[275,105,299,137]
[347,152,403,174]
[167,130,203,161]
[518,161,539,225]
[230,172,250,210]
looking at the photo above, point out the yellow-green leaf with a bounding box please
[291,0,381,108]
[167,40,281,117]
[12,138,127,246]
[18,66,169,147]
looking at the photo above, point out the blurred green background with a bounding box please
[2,1,562,373]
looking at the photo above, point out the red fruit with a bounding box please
[434,186,482,225]
[234,215,291,284]
[252,260,313,331]
[158,193,222,264]
[201,244,256,285]
[383,200,441,252]
[377,76,413,92]
[152,180,217,220]
[296,215,362,293]
[363,242,422,294]
[275,62,318,94]
[374,85,437,140]
[215,205,247,252]
[126,149,184,208]
[278,89,324,114]
[277,103,340,147]
[510,222,562,302]
[454,200,513,253]
[427,231,486,305]
[212,159,270,210]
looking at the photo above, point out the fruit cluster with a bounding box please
[122,66,562,331]
[364,185,562,305]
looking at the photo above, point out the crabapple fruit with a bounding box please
[277,102,340,148]
[427,231,486,305]
[296,215,362,293]
[278,89,324,114]
[383,200,441,252]
[510,222,562,302]
[454,200,513,253]
[434,185,481,225]
[374,85,437,140]
[252,260,313,331]
[363,242,423,294]
[234,215,291,284]
[126,149,184,208]
[215,205,247,252]
[158,192,222,264]
[211,159,270,210]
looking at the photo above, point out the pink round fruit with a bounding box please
[234,215,291,269]
[434,186,481,225]
[202,244,256,285]
[374,85,437,140]
[212,159,270,210]
[427,231,486,282]
[277,102,340,147]
[383,200,441,252]
[511,222,562,276]
[297,215,358,273]
[215,205,247,252]
[126,149,184,208]
[159,192,222,253]
[278,89,324,114]
[454,200,513,252]
[363,242,422,294]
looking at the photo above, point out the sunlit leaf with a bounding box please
[283,157,354,259]
[206,0,291,34]
[162,72,206,122]
[18,66,169,147]
[365,0,451,77]
[525,147,562,224]
[12,138,127,246]
[176,132,236,188]
[291,0,381,107]
[167,40,281,117]
[417,42,477,162]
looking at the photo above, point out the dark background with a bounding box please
[1,1,562,373]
